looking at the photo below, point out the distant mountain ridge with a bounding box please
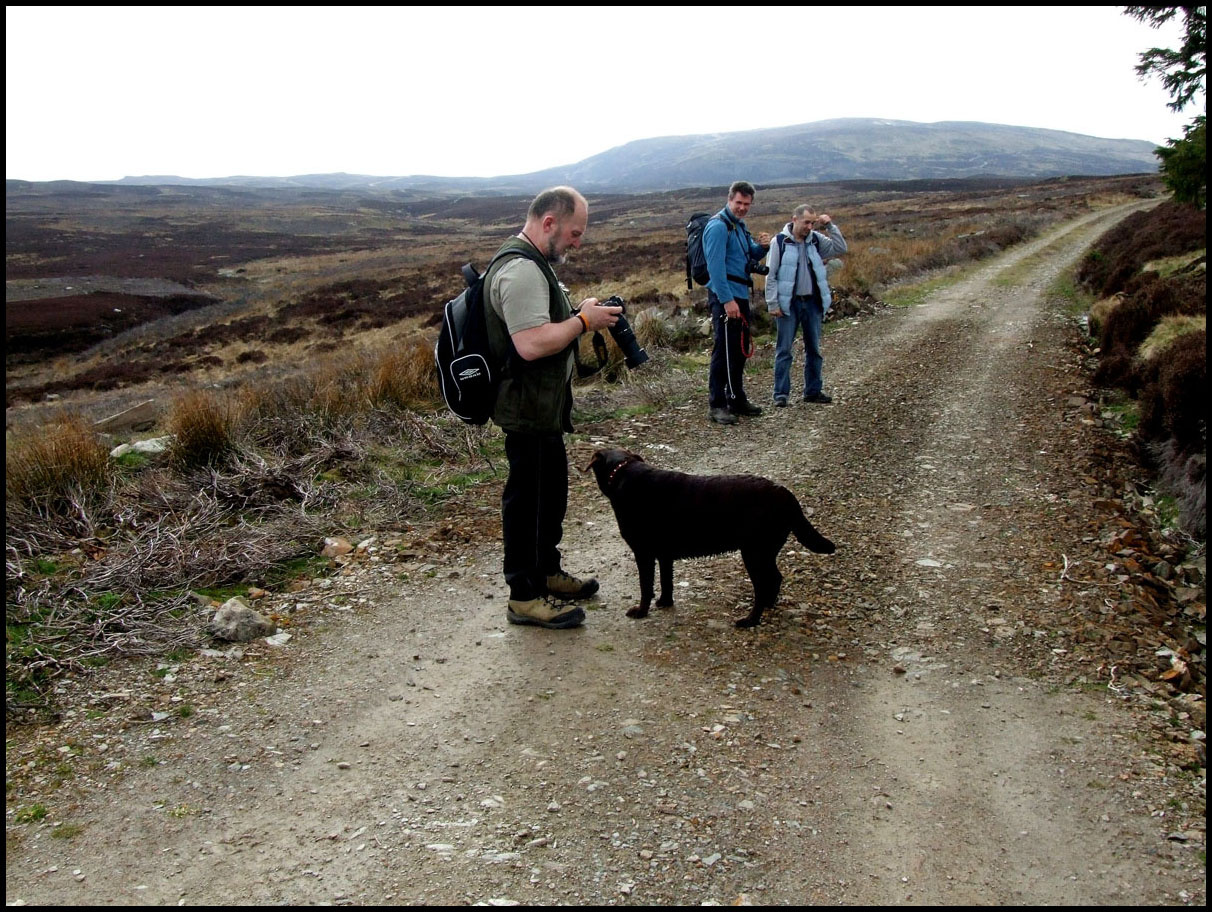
[93,118,1161,194]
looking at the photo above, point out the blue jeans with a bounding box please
[772,296,823,401]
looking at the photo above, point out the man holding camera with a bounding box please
[704,180,772,425]
[765,205,847,406]
[485,186,623,629]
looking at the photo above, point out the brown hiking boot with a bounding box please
[507,596,586,629]
[545,570,600,600]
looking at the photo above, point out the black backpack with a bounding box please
[434,247,541,425]
[684,212,717,290]
[685,211,747,291]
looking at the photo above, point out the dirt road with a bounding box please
[5,200,1205,905]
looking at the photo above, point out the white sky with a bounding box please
[5,5,1202,183]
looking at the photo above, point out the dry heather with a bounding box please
[1078,199,1207,538]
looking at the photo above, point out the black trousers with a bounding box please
[502,431,568,600]
[708,292,752,408]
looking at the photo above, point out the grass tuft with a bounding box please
[5,414,110,514]
[1138,314,1206,363]
[367,341,441,410]
[169,389,241,467]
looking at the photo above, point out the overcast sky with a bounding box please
[5,5,1202,183]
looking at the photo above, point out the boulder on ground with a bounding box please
[208,597,276,642]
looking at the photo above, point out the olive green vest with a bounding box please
[484,237,575,434]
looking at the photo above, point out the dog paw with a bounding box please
[626,606,650,619]
[655,597,674,608]
[734,616,760,628]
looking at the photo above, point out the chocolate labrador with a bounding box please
[586,448,835,628]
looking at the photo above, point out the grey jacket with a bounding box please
[764,221,847,314]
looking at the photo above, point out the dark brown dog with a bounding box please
[586,448,835,628]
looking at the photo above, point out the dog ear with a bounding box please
[581,451,602,474]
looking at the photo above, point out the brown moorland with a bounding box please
[6,173,1160,417]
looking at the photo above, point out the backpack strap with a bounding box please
[715,213,753,287]
[484,243,545,277]
[483,242,578,370]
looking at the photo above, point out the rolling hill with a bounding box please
[96,118,1161,194]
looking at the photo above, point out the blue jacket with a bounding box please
[764,221,847,314]
[703,206,768,303]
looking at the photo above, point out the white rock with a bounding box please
[132,436,172,454]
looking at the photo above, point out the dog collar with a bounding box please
[606,457,638,490]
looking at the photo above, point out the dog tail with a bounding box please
[793,511,836,554]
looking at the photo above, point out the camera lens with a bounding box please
[599,296,648,369]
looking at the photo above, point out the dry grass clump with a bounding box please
[168,389,242,467]
[235,342,441,454]
[239,359,364,451]
[1138,314,1207,364]
[5,413,110,516]
[367,340,441,409]
[1087,293,1124,339]
[633,307,677,351]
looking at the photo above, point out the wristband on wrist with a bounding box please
[576,312,590,334]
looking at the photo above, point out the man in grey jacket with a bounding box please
[764,205,847,406]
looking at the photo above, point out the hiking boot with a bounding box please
[709,407,738,425]
[732,399,763,417]
[545,570,600,600]
[803,392,833,404]
[507,596,586,629]
[773,397,789,408]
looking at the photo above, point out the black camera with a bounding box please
[599,295,649,369]
[746,258,770,277]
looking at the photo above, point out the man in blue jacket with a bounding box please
[704,180,772,425]
[765,204,847,406]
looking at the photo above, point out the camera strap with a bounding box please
[574,330,610,378]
